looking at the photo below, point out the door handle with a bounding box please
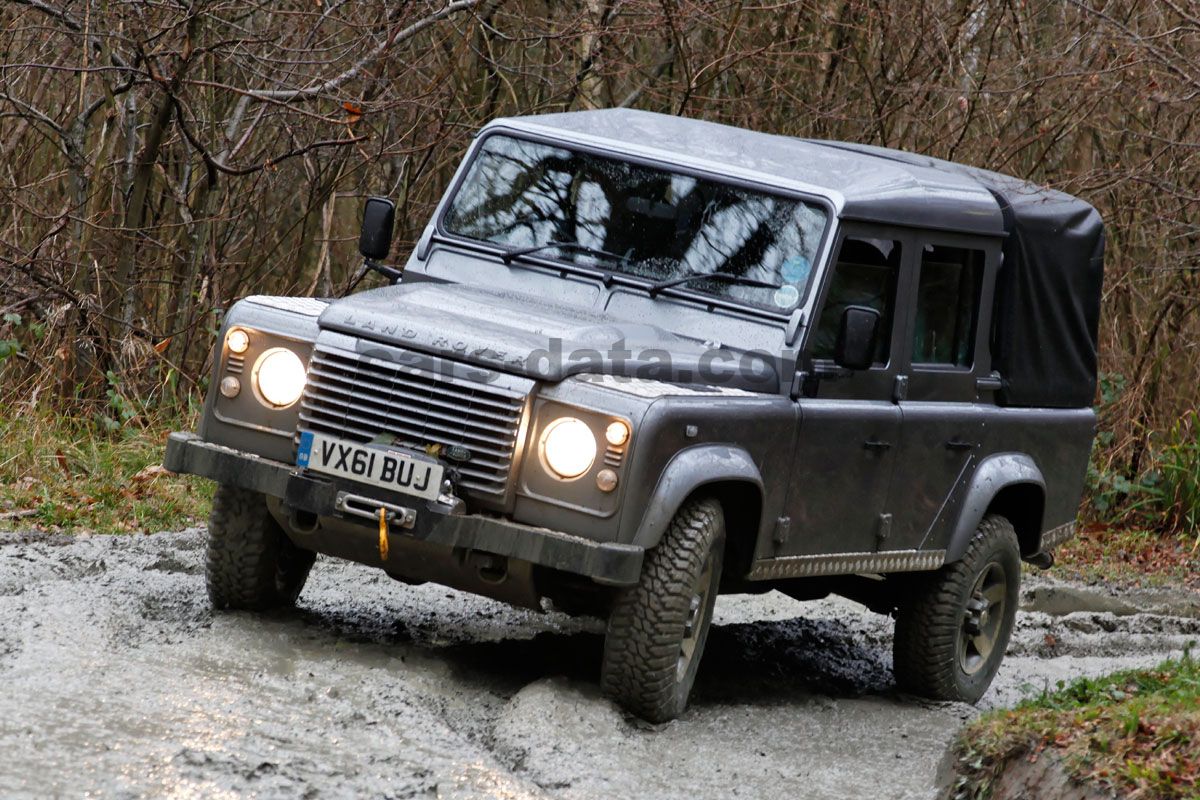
[976,372,1003,392]
[945,439,974,451]
[863,439,892,451]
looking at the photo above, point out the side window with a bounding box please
[913,245,984,366]
[812,237,901,363]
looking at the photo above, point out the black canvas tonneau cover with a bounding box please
[981,173,1105,409]
[816,143,1105,409]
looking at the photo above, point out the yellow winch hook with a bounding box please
[378,506,389,561]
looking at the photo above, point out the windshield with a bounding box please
[442,134,829,312]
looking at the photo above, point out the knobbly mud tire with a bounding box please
[206,484,316,611]
[601,497,725,723]
[893,514,1020,703]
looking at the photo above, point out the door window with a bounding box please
[912,245,984,366]
[812,237,901,364]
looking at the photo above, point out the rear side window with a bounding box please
[812,237,901,364]
[912,245,984,366]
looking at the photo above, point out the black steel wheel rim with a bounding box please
[959,561,1008,675]
[677,550,717,682]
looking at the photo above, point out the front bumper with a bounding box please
[164,432,643,586]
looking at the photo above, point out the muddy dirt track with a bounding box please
[0,530,1196,800]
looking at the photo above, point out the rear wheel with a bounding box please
[601,497,724,723]
[206,484,315,611]
[893,514,1020,703]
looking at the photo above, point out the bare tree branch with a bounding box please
[242,0,487,102]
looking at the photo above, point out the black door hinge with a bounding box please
[876,513,893,547]
[772,516,792,547]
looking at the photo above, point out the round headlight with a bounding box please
[253,348,306,408]
[540,417,597,479]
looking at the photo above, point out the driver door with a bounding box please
[778,225,912,560]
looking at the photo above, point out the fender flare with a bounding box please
[946,452,1045,562]
[630,445,764,551]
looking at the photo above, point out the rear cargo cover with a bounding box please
[814,142,1104,409]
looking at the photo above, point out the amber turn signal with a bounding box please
[596,468,618,493]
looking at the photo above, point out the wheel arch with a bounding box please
[985,483,1046,558]
[946,453,1046,562]
[629,445,764,560]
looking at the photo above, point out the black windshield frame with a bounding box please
[435,128,836,320]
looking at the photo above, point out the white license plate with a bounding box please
[297,431,444,502]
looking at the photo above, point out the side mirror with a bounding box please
[834,305,881,370]
[359,196,396,261]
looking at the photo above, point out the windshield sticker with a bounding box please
[781,256,810,284]
[773,285,800,308]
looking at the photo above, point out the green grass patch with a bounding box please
[953,656,1200,799]
[0,404,212,533]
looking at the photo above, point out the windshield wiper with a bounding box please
[647,271,781,298]
[500,240,629,267]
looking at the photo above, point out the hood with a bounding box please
[318,282,780,391]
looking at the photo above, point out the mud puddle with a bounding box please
[0,530,1194,799]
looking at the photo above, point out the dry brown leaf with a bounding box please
[132,464,167,483]
[55,449,71,478]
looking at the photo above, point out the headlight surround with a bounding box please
[539,416,597,479]
[252,347,306,408]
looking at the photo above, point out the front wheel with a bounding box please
[893,514,1020,703]
[601,497,725,723]
[205,484,316,611]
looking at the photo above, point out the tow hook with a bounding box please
[378,507,389,561]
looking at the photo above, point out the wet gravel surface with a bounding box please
[0,530,1196,800]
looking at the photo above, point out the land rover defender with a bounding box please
[165,109,1104,722]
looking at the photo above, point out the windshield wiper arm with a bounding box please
[500,240,628,267]
[647,271,781,298]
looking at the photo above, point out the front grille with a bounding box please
[299,343,530,502]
